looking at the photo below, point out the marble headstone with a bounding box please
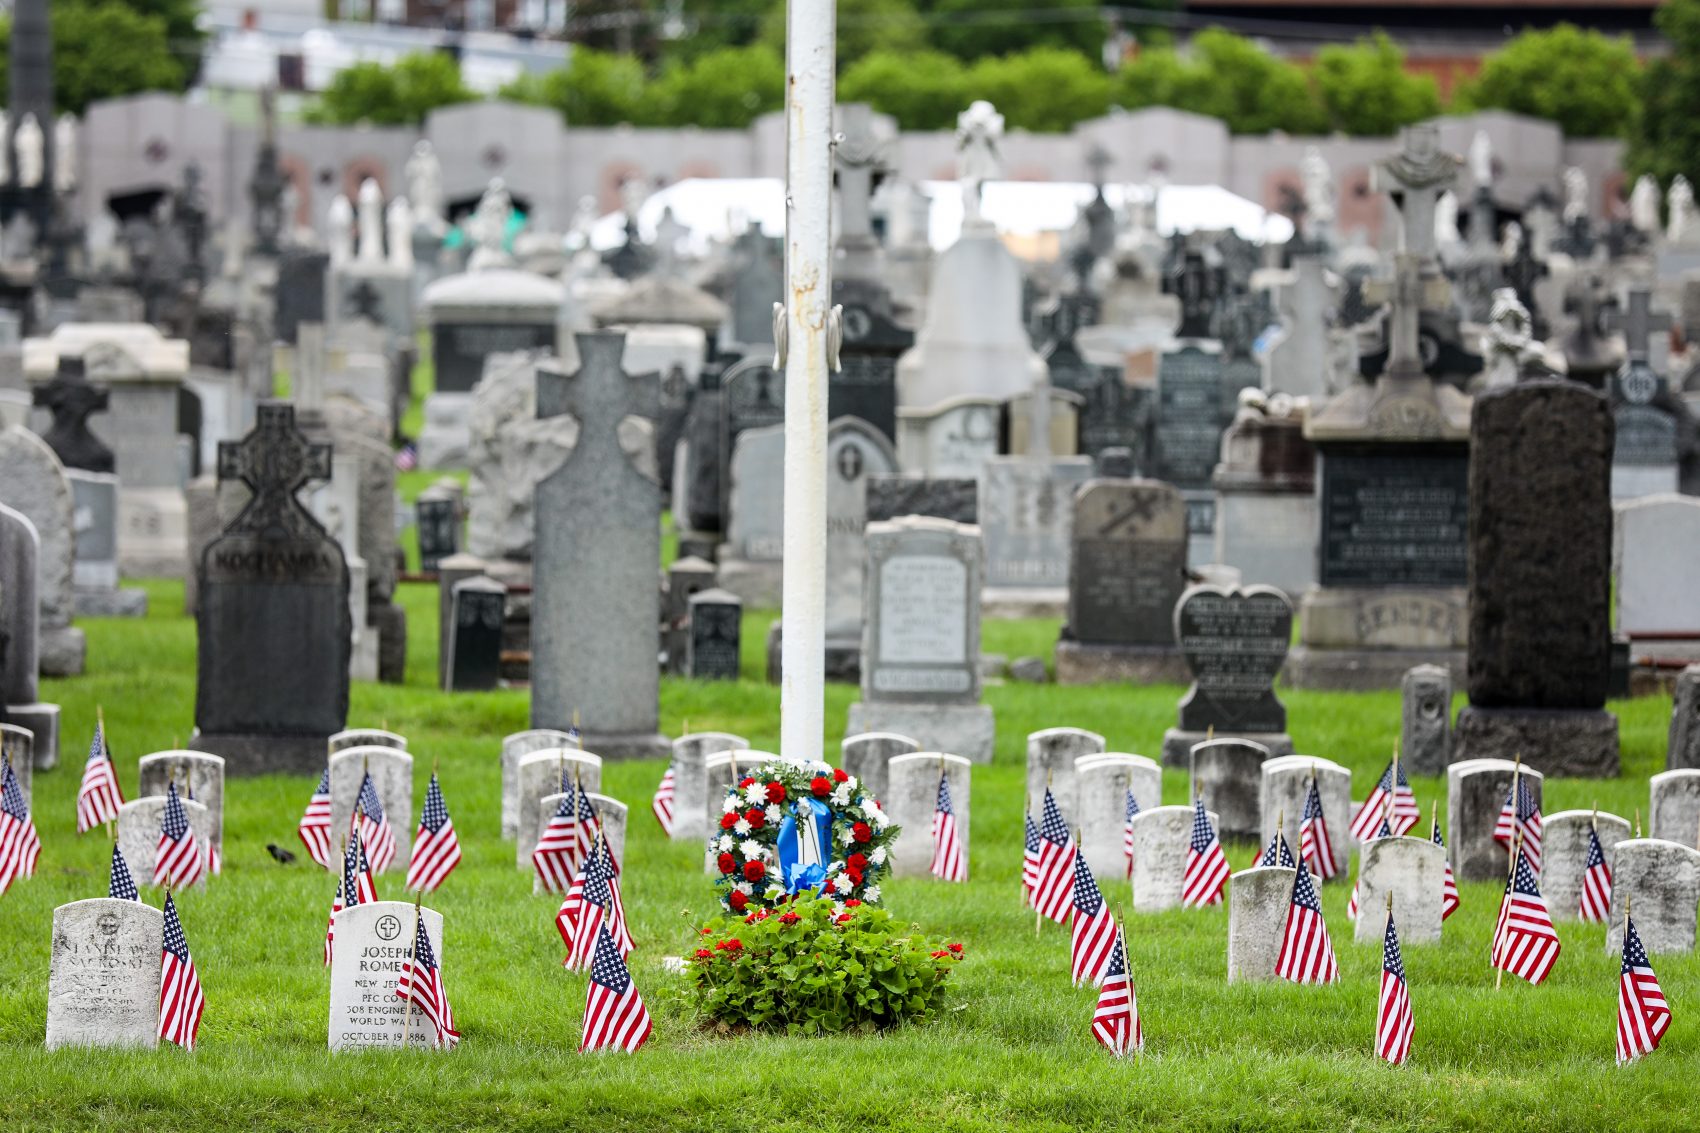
[327,901,446,1050]
[45,898,164,1050]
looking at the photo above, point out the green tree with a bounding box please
[1459,24,1640,139]
[1631,0,1700,182]
[306,52,478,127]
[837,49,968,130]
[968,48,1111,133]
[1116,29,1324,135]
[0,3,189,116]
[757,0,930,69]
[1312,33,1440,136]
[500,48,648,125]
[645,45,784,128]
[923,0,1105,63]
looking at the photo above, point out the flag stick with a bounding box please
[404,888,424,1049]
[1430,798,1438,841]
[1021,788,1031,907]
[1494,828,1523,991]
[1507,754,1521,879]
[1635,807,1642,838]
[572,709,582,748]
[1037,772,1052,935]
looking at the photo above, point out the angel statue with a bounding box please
[955,100,1004,227]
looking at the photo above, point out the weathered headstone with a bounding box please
[514,749,604,867]
[45,898,164,1050]
[1401,664,1453,776]
[1056,478,1190,684]
[716,423,785,606]
[0,724,32,806]
[195,403,349,773]
[1076,752,1162,878]
[1226,866,1294,983]
[0,502,59,767]
[1128,805,1220,912]
[846,517,994,762]
[32,356,114,473]
[532,794,628,889]
[979,455,1092,607]
[663,555,716,675]
[839,732,920,801]
[1446,759,1544,882]
[1258,755,1352,881]
[865,477,977,525]
[1352,836,1446,945]
[414,489,459,573]
[445,576,505,692]
[1453,380,1618,778]
[884,752,971,878]
[686,588,742,681]
[499,729,575,840]
[718,358,785,521]
[328,729,407,753]
[1162,585,1294,765]
[1210,402,1318,597]
[0,424,84,675]
[1190,737,1269,840]
[825,417,900,662]
[327,901,446,1050]
[1605,840,1700,954]
[1023,727,1105,829]
[327,745,413,874]
[895,396,1001,479]
[831,282,910,442]
[114,796,213,887]
[669,731,746,844]
[531,333,669,758]
[66,469,145,616]
[1615,495,1700,640]
[136,750,225,866]
[1669,664,1700,770]
[1542,811,1631,921]
[1650,770,1700,848]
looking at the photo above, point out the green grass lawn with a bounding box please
[0,580,1692,1131]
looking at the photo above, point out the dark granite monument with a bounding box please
[687,588,742,681]
[33,357,113,473]
[865,476,977,525]
[1161,585,1295,765]
[445,575,505,692]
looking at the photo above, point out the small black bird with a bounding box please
[266,843,296,864]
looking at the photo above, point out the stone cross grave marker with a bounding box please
[33,357,113,473]
[1372,123,1459,262]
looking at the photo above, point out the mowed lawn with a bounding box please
[0,578,1693,1132]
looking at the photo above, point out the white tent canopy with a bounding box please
[589,177,1293,256]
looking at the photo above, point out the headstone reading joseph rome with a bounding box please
[327,901,446,1050]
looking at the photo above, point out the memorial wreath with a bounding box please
[710,759,899,914]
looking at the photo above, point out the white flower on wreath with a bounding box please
[734,818,752,836]
[744,783,766,806]
[826,859,843,873]
[863,885,881,903]
[716,835,734,852]
[830,784,852,807]
[739,839,764,860]
[764,804,782,824]
[833,874,856,895]
[871,845,887,865]
[723,795,739,813]
[839,826,856,845]
[736,881,754,896]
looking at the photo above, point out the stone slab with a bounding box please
[514,749,604,868]
[1161,729,1293,768]
[1605,840,1700,955]
[328,746,413,874]
[839,732,920,802]
[1451,705,1619,779]
[1649,770,1700,849]
[1024,727,1105,834]
[136,750,226,855]
[1129,805,1221,912]
[1446,758,1545,883]
[670,732,746,843]
[1259,755,1352,881]
[499,729,575,841]
[1076,753,1163,879]
[1227,866,1294,982]
[844,702,994,765]
[1353,836,1446,945]
[885,753,972,878]
[1543,810,1632,922]
[115,796,213,887]
[1283,645,1467,692]
[1053,641,1191,686]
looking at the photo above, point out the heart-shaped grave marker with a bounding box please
[1174,585,1292,734]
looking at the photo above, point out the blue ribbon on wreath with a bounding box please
[777,796,834,895]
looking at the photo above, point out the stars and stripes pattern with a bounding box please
[1351,759,1419,842]
[564,837,631,970]
[158,893,205,1051]
[1069,851,1116,987]
[296,770,334,870]
[1260,829,1297,869]
[651,764,676,835]
[1123,790,1139,880]
[153,782,204,890]
[1090,924,1142,1057]
[1275,861,1338,985]
[1579,824,1613,924]
[1375,910,1413,1066]
[1032,789,1078,924]
[1433,818,1460,922]
[355,773,397,873]
[325,832,377,966]
[76,721,124,833]
[396,914,459,1049]
[580,925,652,1054]
[109,844,140,901]
[0,759,41,895]
[534,781,595,894]
[404,773,462,893]
[1022,812,1042,901]
[1299,776,1337,880]
[930,774,967,883]
[1492,775,1543,874]
[1491,843,1560,985]
[1617,914,1671,1065]
[1181,798,1230,908]
[1346,813,1393,922]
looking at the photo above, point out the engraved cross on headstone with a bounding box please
[537,331,660,472]
[1372,123,1459,261]
[216,402,332,535]
[1606,289,1672,367]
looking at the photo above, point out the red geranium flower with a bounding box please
[743,860,766,883]
[717,852,736,874]
[948,943,963,954]
[844,899,862,908]
[835,914,852,924]
[728,890,748,911]
[720,812,739,830]
[700,927,714,936]
[930,949,948,959]
[779,912,800,925]
[765,781,786,804]
[694,948,713,960]
[832,768,849,783]
[847,852,867,872]
[724,938,743,951]
[810,776,832,798]
[852,821,872,843]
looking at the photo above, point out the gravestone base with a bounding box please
[1284,646,1467,691]
[981,586,1068,620]
[74,588,148,617]
[845,701,995,764]
[5,702,60,769]
[190,730,331,776]
[1161,728,1292,769]
[763,621,860,685]
[713,555,782,608]
[1054,640,1190,686]
[1451,706,1620,778]
[576,729,672,761]
[373,601,408,684]
[39,626,86,677]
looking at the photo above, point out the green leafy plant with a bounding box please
[1460,23,1641,140]
[691,895,964,1034]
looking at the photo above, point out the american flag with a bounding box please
[1299,775,1337,880]
[1275,861,1338,984]
[651,764,676,835]
[109,844,140,901]
[158,892,205,1050]
[1069,850,1116,986]
[396,914,459,1048]
[1350,759,1419,842]
[0,759,41,894]
[564,836,631,970]
[1375,908,1413,1066]
[326,832,377,965]
[1493,776,1543,874]
[354,772,397,873]
[930,774,967,883]
[296,770,335,870]
[1032,789,1077,924]
[1260,830,1297,869]
[1433,817,1460,922]
[1090,923,1141,1057]
[76,720,124,833]
[580,925,652,1054]
[1617,913,1671,1065]
[1182,798,1229,908]
[1579,824,1612,924]
[1022,812,1042,901]
[1346,812,1393,922]
[1491,842,1560,985]
[405,773,462,893]
[393,442,418,471]
[1123,790,1139,880]
[534,780,593,893]
[154,782,204,889]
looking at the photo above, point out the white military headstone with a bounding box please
[1258,756,1352,880]
[670,732,746,843]
[1649,769,1700,848]
[1226,866,1294,983]
[884,752,971,878]
[1074,753,1161,878]
[136,750,225,863]
[532,792,627,891]
[114,796,213,887]
[1446,759,1544,882]
[500,729,576,840]
[514,748,603,868]
[1353,837,1446,945]
[838,732,919,802]
[45,897,164,1050]
[1542,810,1632,921]
[327,901,446,1050]
[328,746,414,874]
[329,729,408,753]
[1024,727,1105,835]
[1605,840,1700,954]
[1129,806,1219,912]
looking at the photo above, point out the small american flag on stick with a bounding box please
[651,764,676,835]
[1181,799,1229,908]
[1376,900,1413,1065]
[396,903,459,1049]
[930,771,967,882]
[581,925,652,1054]
[1090,921,1141,1057]
[1492,760,1542,874]
[1275,860,1338,985]
[158,892,205,1051]
[1579,819,1612,924]
[534,775,594,893]
[405,773,462,893]
[0,758,40,895]
[1032,789,1077,925]
[1350,756,1419,842]
[109,844,140,901]
[1491,836,1560,986]
[1432,808,1460,922]
[1299,774,1337,880]
[154,782,204,890]
[1123,790,1139,880]
[1068,849,1116,987]
[1022,809,1042,903]
[76,717,124,834]
[296,770,334,870]
[354,772,397,873]
[1617,905,1671,1065]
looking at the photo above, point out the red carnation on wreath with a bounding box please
[810,776,832,798]
[765,781,786,804]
